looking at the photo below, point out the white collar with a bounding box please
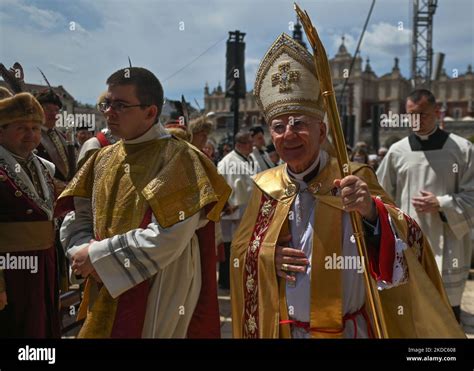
[286,150,327,181]
[414,126,438,141]
[123,123,170,144]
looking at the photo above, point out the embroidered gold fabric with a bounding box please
[58,136,231,337]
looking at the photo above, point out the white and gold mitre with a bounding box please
[254,33,325,123]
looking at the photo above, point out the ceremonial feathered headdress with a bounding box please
[35,67,63,109]
[164,95,191,141]
[0,62,25,94]
[188,98,214,135]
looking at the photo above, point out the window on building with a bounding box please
[453,107,462,119]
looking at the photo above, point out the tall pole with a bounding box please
[295,3,388,338]
[226,30,246,140]
[232,30,241,138]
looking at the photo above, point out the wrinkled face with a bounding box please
[252,132,266,149]
[0,121,42,157]
[270,114,326,173]
[103,84,158,140]
[192,130,208,150]
[406,97,439,135]
[42,103,60,129]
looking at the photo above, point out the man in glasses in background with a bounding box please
[76,92,118,170]
[57,67,230,338]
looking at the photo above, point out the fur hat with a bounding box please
[166,126,191,142]
[0,87,13,100]
[35,88,63,109]
[188,116,213,135]
[0,92,45,127]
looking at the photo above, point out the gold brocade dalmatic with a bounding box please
[57,135,231,338]
[230,158,465,338]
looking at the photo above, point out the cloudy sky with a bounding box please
[0,0,472,107]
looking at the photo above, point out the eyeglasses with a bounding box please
[270,119,310,135]
[98,101,150,113]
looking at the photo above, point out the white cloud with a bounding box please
[15,1,65,30]
[361,22,410,54]
[49,63,75,73]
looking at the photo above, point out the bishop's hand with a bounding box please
[275,234,309,282]
[334,175,378,223]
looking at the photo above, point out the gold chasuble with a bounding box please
[57,133,230,337]
[230,159,465,338]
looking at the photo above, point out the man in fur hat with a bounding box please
[189,116,213,151]
[0,89,60,337]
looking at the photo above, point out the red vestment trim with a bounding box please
[96,132,110,148]
[187,218,221,338]
[368,196,395,283]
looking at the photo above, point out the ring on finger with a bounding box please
[281,263,290,271]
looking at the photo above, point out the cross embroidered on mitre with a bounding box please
[271,62,300,93]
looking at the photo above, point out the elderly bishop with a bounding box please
[230,33,465,339]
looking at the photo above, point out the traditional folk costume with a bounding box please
[164,99,191,142]
[377,128,474,315]
[57,122,230,338]
[35,89,76,183]
[35,89,77,292]
[230,33,465,339]
[0,92,60,338]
